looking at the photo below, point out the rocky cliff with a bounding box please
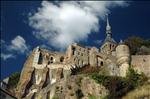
[32,75,109,99]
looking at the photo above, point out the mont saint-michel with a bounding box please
[1,1,150,99]
[2,15,150,99]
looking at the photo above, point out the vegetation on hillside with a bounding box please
[8,72,20,89]
[122,83,150,99]
[90,66,148,99]
[124,36,150,55]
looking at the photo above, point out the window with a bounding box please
[72,47,76,55]
[112,45,114,48]
[50,57,53,60]
[60,57,64,62]
[50,57,54,63]
[48,61,50,65]
[38,52,43,64]
[110,44,111,50]
[101,61,103,66]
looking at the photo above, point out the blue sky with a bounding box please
[1,1,150,80]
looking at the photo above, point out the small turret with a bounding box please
[32,46,41,67]
[116,43,130,77]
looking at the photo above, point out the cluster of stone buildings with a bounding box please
[14,16,150,99]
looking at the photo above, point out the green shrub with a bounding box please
[124,36,150,55]
[52,96,59,99]
[8,72,20,88]
[126,66,148,88]
[88,94,97,99]
[90,67,148,99]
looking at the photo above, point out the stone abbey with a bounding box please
[15,16,150,99]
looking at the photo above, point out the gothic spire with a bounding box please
[106,14,112,34]
[104,14,116,43]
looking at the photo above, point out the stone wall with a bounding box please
[131,55,150,77]
[15,47,68,99]
[100,42,117,54]
[66,43,89,67]
[16,43,141,98]
[15,48,36,98]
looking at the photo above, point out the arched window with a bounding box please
[50,57,53,60]
[50,56,54,63]
[60,57,64,62]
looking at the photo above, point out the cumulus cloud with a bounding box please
[1,36,30,61]
[29,1,128,49]
[8,35,29,54]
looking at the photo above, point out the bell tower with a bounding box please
[100,14,117,54]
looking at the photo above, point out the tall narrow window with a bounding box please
[110,44,111,50]
[38,52,43,64]
[48,61,50,65]
[101,61,103,66]
[72,47,76,55]
[50,57,54,63]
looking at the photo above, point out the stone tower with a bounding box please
[100,15,117,54]
[116,41,130,77]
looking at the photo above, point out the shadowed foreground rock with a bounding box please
[34,75,109,99]
[122,83,150,99]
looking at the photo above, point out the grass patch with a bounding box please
[88,94,97,99]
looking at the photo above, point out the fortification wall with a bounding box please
[131,55,150,77]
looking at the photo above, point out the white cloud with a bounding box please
[1,36,30,61]
[1,39,5,44]
[8,35,29,54]
[1,53,15,60]
[29,1,128,49]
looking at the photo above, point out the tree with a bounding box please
[8,72,20,89]
[124,36,150,55]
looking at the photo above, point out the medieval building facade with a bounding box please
[15,16,150,99]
